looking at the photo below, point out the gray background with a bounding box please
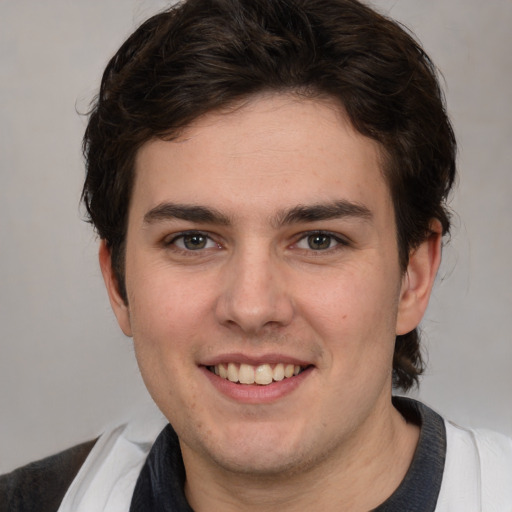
[1,0,511,473]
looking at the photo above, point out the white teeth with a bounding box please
[227,363,238,383]
[218,363,228,379]
[273,363,285,382]
[254,364,273,385]
[211,362,306,385]
[239,363,255,384]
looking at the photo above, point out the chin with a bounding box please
[190,421,328,477]
[210,445,312,477]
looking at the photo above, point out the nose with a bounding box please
[214,245,294,335]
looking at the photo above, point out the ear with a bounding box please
[98,240,133,337]
[396,220,443,336]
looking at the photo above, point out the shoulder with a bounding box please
[436,420,512,511]
[445,421,512,475]
[0,439,96,512]
[56,404,168,512]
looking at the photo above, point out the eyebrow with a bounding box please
[143,203,230,225]
[271,200,373,227]
[142,199,372,227]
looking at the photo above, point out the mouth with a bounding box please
[206,363,309,386]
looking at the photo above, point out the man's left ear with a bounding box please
[396,219,443,335]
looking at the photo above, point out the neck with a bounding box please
[182,397,420,512]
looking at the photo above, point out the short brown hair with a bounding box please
[82,0,457,390]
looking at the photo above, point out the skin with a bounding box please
[100,93,442,511]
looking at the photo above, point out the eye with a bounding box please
[295,232,346,251]
[169,232,218,251]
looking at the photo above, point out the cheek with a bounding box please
[125,267,216,399]
[126,272,211,420]
[127,261,214,340]
[298,262,401,368]
[301,263,400,327]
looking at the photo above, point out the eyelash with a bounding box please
[164,230,219,253]
[163,229,350,254]
[293,230,350,252]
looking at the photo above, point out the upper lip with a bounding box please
[200,352,314,367]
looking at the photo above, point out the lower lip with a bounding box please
[200,366,313,404]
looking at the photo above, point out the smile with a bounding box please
[207,363,307,386]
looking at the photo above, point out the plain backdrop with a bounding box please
[1,0,511,473]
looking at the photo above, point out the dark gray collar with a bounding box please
[373,397,446,511]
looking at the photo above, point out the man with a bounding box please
[1,0,511,510]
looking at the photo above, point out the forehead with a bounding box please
[131,93,389,223]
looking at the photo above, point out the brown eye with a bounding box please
[307,234,333,250]
[171,232,217,251]
[182,234,208,250]
[295,232,347,252]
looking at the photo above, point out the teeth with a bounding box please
[273,363,285,382]
[218,363,228,379]
[254,364,273,385]
[211,362,306,386]
[239,363,255,384]
[227,363,238,383]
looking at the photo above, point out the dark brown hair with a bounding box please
[82,0,456,390]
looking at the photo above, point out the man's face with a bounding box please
[105,94,426,476]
